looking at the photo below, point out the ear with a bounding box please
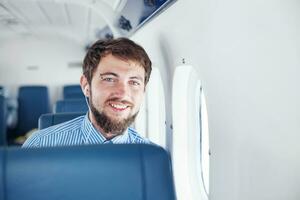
[80,75,90,97]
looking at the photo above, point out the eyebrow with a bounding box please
[100,72,143,82]
[99,72,118,77]
[130,76,143,82]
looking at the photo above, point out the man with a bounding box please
[23,38,152,148]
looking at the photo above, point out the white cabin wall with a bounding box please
[132,0,300,200]
[132,0,211,153]
[0,36,85,106]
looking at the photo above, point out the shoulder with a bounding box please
[22,115,85,148]
[128,127,151,144]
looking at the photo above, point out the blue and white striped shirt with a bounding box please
[22,114,150,148]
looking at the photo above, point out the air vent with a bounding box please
[68,62,82,68]
[26,65,39,70]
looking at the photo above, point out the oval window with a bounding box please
[172,65,210,200]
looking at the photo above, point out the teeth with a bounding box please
[110,103,127,109]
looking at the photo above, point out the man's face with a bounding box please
[82,54,145,135]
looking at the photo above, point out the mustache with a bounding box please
[106,97,133,106]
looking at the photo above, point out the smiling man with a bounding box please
[23,38,152,148]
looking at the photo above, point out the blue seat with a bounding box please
[54,99,88,113]
[3,144,176,200]
[0,86,4,96]
[63,85,85,99]
[0,95,6,146]
[16,86,50,136]
[39,112,85,130]
[0,147,4,199]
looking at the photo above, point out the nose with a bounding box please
[112,81,129,98]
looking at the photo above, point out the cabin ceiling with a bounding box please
[0,0,123,44]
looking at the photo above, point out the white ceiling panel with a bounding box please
[7,0,49,25]
[7,22,29,33]
[102,0,124,11]
[89,9,106,38]
[0,23,12,33]
[0,0,124,44]
[63,3,72,26]
[0,3,10,16]
[0,2,22,26]
[38,1,68,26]
[91,8,106,28]
[66,3,88,28]
[0,0,28,25]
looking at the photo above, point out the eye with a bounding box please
[129,80,141,86]
[101,77,115,82]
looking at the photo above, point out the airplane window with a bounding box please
[172,65,209,200]
[134,67,166,148]
[199,87,210,195]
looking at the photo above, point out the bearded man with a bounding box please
[23,38,152,148]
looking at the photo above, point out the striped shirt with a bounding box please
[22,114,150,148]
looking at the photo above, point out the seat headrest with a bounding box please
[38,112,85,130]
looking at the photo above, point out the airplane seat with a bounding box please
[0,95,6,146]
[3,144,176,200]
[16,86,50,136]
[63,85,85,99]
[0,86,4,96]
[54,99,88,113]
[0,147,4,200]
[39,112,85,130]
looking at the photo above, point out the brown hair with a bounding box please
[82,37,152,85]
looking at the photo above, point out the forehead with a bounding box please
[96,54,145,76]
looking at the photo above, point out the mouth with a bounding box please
[109,102,130,111]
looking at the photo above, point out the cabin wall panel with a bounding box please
[132,0,300,199]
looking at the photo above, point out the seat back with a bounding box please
[54,99,88,113]
[39,112,85,129]
[0,148,4,200]
[3,144,176,200]
[63,85,85,99]
[17,86,50,136]
[0,96,6,146]
[0,86,4,96]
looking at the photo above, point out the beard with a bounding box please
[89,95,138,135]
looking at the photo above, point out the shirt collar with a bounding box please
[81,113,130,144]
